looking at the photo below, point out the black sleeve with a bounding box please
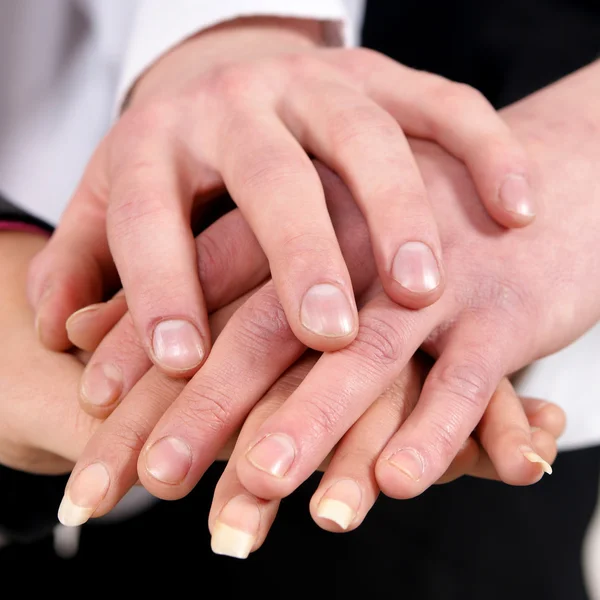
[0,194,53,232]
[0,193,64,543]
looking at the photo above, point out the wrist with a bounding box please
[129,16,324,108]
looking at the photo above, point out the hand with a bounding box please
[63,61,600,509]
[28,17,533,373]
[60,288,564,545]
[208,355,563,558]
[0,232,100,474]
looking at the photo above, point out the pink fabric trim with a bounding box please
[0,221,50,236]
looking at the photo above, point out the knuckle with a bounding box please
[428,79,489,123]
[205,63,262,101]
[327,103,399,151]
[116,102,175,143]
[344,315,407,369]
[178,384,232,435]
[430,355,493,413]
[234,289,294,349]
[302,392,347,439]
[105,414,152,456]
[279,53,322,78]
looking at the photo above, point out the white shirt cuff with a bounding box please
[114,0,353,116]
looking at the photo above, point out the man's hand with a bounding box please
[28,17,533,379]
[60,60,600,509]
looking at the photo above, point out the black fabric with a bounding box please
[1,448,598,598]
[361,0,600,109]
[0,194,53,233]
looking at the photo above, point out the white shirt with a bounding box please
[0,0,598,450]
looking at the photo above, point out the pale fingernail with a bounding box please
[392,242,441,293]
[66,304,102,330]
[246,433,296,478]
[388,448,425,481]
[58,462,109,527]
[316,479,362,530]
[145,436,192,484]
[522,449,553,475]
[211,496,261,559]
[34,286,53,339]
[80,363,122,407]
[499,175,536,218]
[152,319,204,371]
[300,283,355,338]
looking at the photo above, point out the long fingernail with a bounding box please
[246,433,296,478]
[80,363,122,407]
[522,448,553,475]
[300,283,355,338]
[152,319,204,371]
[145,436,192,484]
[316,479,362,530]
[388,448,425,481]
[211,495,261,559]
[499,175,536,218]
[392,242,441,293]
[58,462,110,527]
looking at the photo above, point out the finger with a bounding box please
[235,293,440,500]
[284,82,444,309]
[105,117,219,376]
[375,316,518,500]
[76,209,269,418]
[27,140,120,350]
[328,50,536,227]
[438,428,558,485]
[137,281,306,500]
[56,289,249,527]
[435,395,565,485]
[208,357,324,558]
[215,111,358,351]
[67,292,127,352]
[310,358,425,533]
[520,396,567,439]
[475,378,554,485]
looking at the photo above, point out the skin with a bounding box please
[0,233,564,554]
[56,58,600,520]
[28,17,533,381]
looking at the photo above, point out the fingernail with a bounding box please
[246,433,296,478]
[57,462,109,527]
[66,304,101,329]
[211,495,261,559]
[392,242,441,293]
[80,363,122,407]
[522,448,553,475]
[145,436,192,484]
[388,448,425,481]
[316,479,362,530]
[152,319,204,371]
[300,283,355,338]
[34,287,53,339]
[499,175,536,218]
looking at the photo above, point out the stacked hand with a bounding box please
[16,20,600,558]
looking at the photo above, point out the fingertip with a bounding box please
[149,318,209,376]
[526,400,567,439]
[297,282,358,351]
[375,450,426,500]
[386,241,444,309]
[311,478,363,533]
